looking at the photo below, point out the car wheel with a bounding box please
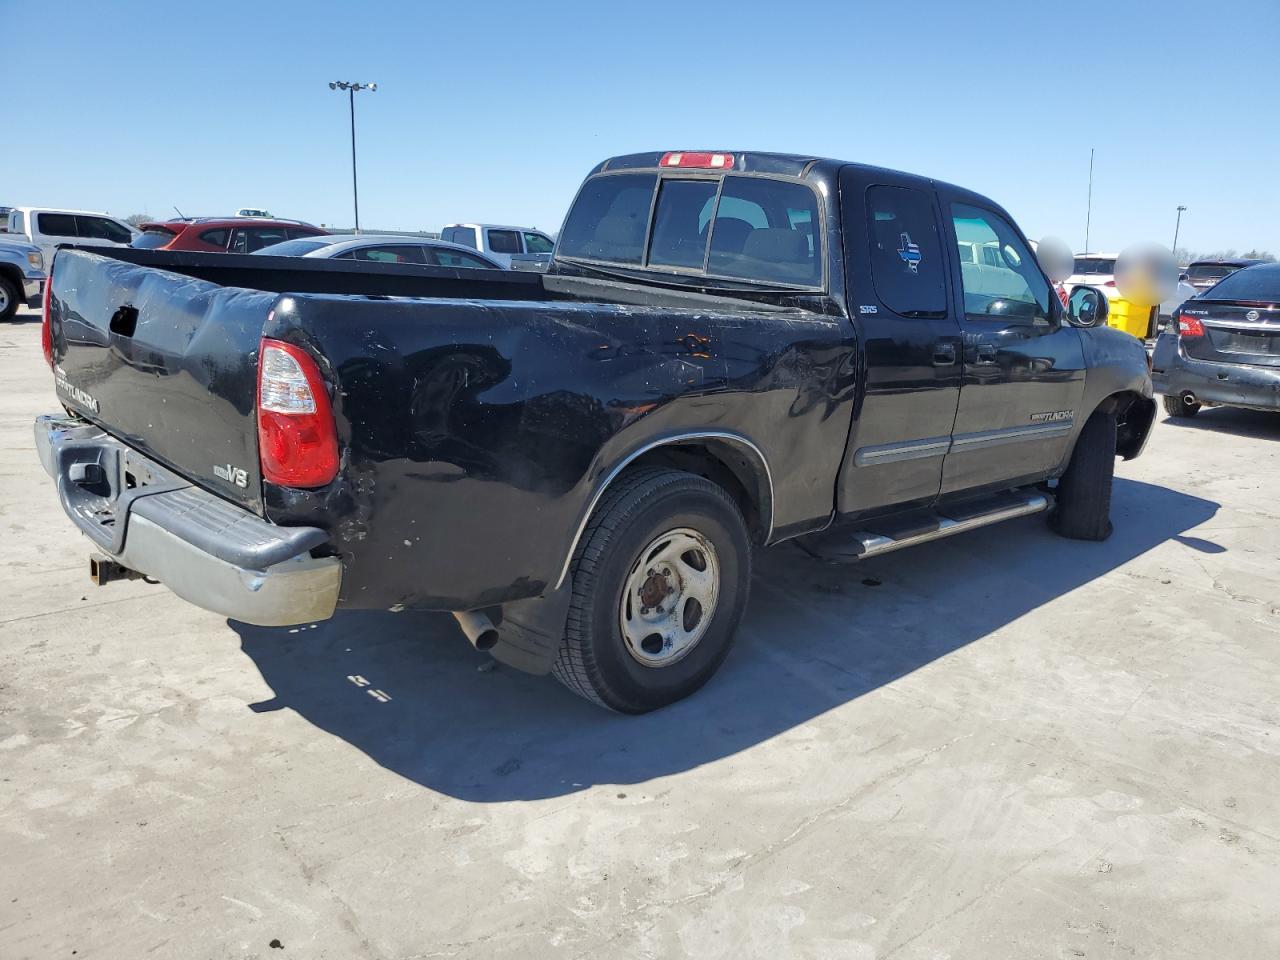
[1162,393,1201,418]
[1051,411,1116,542]
[552,467,752,713]
[0,275,19,322]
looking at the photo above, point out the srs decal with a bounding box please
[898,233,921,274]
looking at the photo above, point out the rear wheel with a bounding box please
[1162,393,1201,418]
[1051,411,1116,542]
[0,275,19,322]
[552,467,751,713]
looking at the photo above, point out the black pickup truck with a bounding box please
[37,150,1155,712]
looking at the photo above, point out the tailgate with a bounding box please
[1182,301,1280,369]
[49,249,275,514]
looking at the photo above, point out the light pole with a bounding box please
[328,81,377,233]
[1171,205,1187,263]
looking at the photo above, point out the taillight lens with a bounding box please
[257,338,338,487]
[1177,312,1205,338]
[41,259,54,368]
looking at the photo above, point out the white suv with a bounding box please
[6,207,137,266]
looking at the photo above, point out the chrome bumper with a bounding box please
[35,415,341,626]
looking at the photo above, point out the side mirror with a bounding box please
[1067,285,1109,328]
[1179,272,1190,282]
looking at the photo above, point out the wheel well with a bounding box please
[622,440,772,545]
[1096,390,1155,460]
[0,263,23,290]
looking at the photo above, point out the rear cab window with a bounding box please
[444,227,478,249]
[557,171,824,287]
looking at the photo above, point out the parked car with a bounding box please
[1063,252,1194,340]
[255,234,505,269]
[6,207,137,266]
[36,149,1154,713]
[1152,262,1280,417]
[0,236,44,321]
[237,207,273,219]
[131,217,328,253]
[1185,257,1266,294]
[440,222,555,269]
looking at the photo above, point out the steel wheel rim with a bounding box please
[0,285,9,313]
[619,526,720,668]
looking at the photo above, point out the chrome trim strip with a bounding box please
[1202,318,1280,332]
[855,493,1050,560]
[853,435,952,467]
[553,431,775,591]
[950,421,1073,450]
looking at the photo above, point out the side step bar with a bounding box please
[798,490,1051,563]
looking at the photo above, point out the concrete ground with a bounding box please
[2,304,1278,959]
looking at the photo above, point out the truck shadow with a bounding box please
[233,477,1218,802]
[1159,407,1280,441]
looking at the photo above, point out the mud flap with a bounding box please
[487,576,574,676]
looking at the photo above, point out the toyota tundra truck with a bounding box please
[36,150,1155,713]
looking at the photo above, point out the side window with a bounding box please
[647,179,717,269]
[37,213,78,238]
[708,176,821,286]
[487,229,521,254]
[951,203,1051,324]
[200,229,230,249]
[432,249,496,268]
[11,211,26,235]
[864,185,948,316]
[353,245,427,264]
[522,232,554,254]
[232,227,289,253]
[78,216,133,243]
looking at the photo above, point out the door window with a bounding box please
[865,185,948,316]
[351,245,428,264]
[487,229,521,254]
[522,232,554,254]
[647,179,717,269]
[78,216,133,243]
[431,248,497,268]
[199,229,230,249]
[231,227,290,253]
[951,203,1051,324]
[36,213,78,238]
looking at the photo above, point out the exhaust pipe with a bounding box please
[89,553,145,586]
[1183,391,1197,405]
[451,610,499,651]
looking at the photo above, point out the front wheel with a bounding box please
[552,467,752,713]
[0,275,19,322]
[1051,411,1116,542]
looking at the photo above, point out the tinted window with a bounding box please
[487,229,521,254]
[953,203,1051,324]
[253,238,334,256]
[286,227,327,241]
[351,245,428,264]
[648,179,717,269]
[558,173,657,265]
[523,232,554,254]
[37,213,78,237]
[1188,263,1236,281]
[444,227,477,249]
[132,231,174,249]
[78,216,133,243]
[10,211,25,235]
[231,227,289,253]
[1073,257,1116,275]
[431,248,497,268]
[865,185,947,316]
[1197,264,1279,301]
[708,176,821,286]
[199,229,230,249]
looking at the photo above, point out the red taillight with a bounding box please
[256,338,338,487]
[41,259,54,368]
[659,151,735,170]
[1103,280,1117,287]
[1177,312,1205,338]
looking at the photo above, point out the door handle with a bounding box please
[932,342,956,366]
[974,343,998,364]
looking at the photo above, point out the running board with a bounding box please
[798,490,1051,563]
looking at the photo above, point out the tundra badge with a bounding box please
[214,463,249,488]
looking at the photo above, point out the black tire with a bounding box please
[1051,411,1116,542]
[552,467,752,713]
[1162,393,1201,418]
[0,275,19,322]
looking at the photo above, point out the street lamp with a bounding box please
[328,81,377,233]
[1172,205,1187,262]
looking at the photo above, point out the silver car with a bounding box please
[254,234,506,269]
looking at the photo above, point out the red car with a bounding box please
[132,217,328,254]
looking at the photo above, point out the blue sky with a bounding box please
[5,0,1278,255]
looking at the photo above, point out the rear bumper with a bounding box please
[1151,335,1280,411]
[35,415,341,626]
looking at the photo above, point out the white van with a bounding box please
[439,223,555,269]
[6,207,138,266]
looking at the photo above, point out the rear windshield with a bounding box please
[1073,257,1116,275]
[131,231,174,249]
[1197,265,1279,302]
[558,172,822,287]
[1188,263,1237,281]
